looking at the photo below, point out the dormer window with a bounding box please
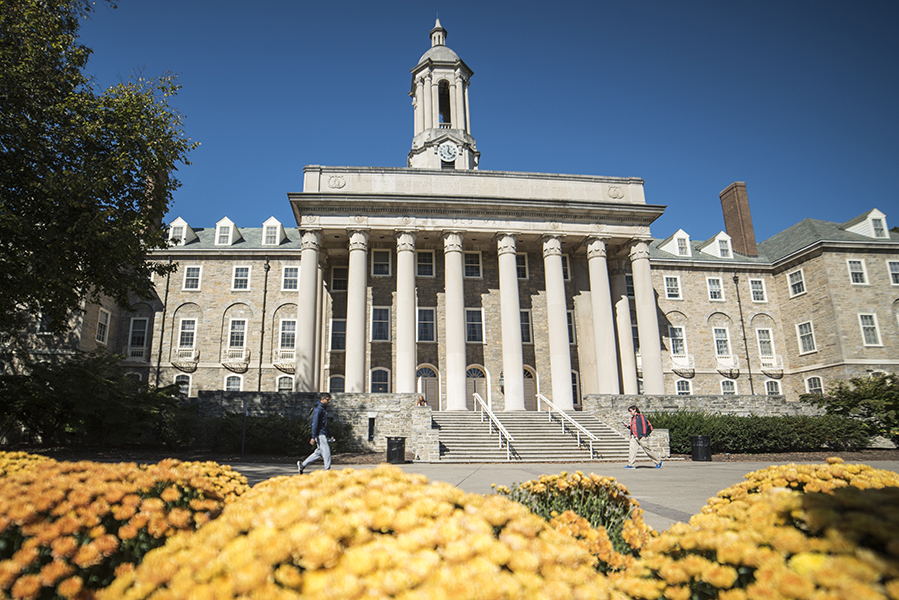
[843,209,889,239]
[264,226,278,245]
[872,218,886,238]
[214,217,242,246]
[718,239,731,257]
[171,226,184,244]
[217,225,231,245]
[677,238,689,256]
[660,230,692,257]
[167,217,197,245]
[700,233,733,259]
[262,217,285,246]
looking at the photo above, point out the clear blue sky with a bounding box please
[78,0,898,245]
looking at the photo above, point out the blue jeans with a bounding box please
[301,434,331,470]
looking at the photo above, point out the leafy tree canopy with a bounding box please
[801,372,899,444]
[0,0,195,333]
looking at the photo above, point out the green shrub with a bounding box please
[647,412,869,454]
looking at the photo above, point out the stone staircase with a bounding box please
[431,410,637,462]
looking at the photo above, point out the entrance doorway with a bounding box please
[465,367,487,410]
[523,367,537,411]
[416,366,439,409]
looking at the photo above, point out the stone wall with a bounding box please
[196,391,440,461]
[582,394,823,424]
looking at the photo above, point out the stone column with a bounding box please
[295,230,320,392]
[423,74,433,130]
[464,81,471,135]
[444,231,467,410]
[586,238,619,394]
[345,230,369,393]
[395,230,417,393]
[630,241,664,394]
[414,78,424,135]
[454,70,466,131]
[497,234,525,410]
[610,260,638,394]
[313,259,324,391]
[542,235,574,409]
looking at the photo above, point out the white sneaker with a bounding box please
[297,461,304,474]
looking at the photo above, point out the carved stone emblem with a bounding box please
[549,222,561,230]
[353,215,367,224]
[328,175,346,189]
[303,215,318,224]
[608,186,625,200]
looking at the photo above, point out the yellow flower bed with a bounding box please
[102,465,612,600]
[0,458,250,599]
[0,451,56,476]
[608,460,899,600]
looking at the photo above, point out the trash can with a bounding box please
[690,435,712,462]
[386,437,406,464]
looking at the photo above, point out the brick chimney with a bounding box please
[719,182,758,257]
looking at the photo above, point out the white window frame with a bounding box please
[664,275,682,300]
[277,375,294,392]
[463,252,482,279]
[872,218,886,238]
[371,249,392,277]
[128,318,148,353]
[282,266,299,291]
[231,266,251,291]
[567,310,576,344]
[718,239,731,258]
[749,278,767,302]
[675,380,692,395]
[888,260,899,286]
[331,266,348,292]
[765,380,781,396]
[371,306,391,342]
[561,255,571,281]
[96,308,110,345]
[520,310,533,344]
[858,313,882,346]
[263,225,279,246]
[416,250,435,278]
[178,318,196,349]
[677,237,690,256]
[846,259,868,285]
[329,319,346,352]
[370,368,390,393]
[720,380,737,395]
[713,327,731,357]
[417,308,436,342]
[228,319,247,349]
[756,328,775,359]
[279,319,296,350]
[170,225,184,245]
[796,321,817,354]
[805,376,823,395]
[182,265,202,291]
[216,224,232,245]
[516,253,529,279]
[707,277,724,301]
[668,326,687,357]
[788,269,806,298]
[175,374,191,397]
[225,375,243,391]
[465,308,484,343]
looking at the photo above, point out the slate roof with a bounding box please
[174,227,304,251]
[757,217,899,263]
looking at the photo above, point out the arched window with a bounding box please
[805,377,823,395]
[675,380,691,395]
[175,374,190,397]
[277,376,294,392]
[225,375,242,391]
[329,376,345,394]
[438,80,451,126]
[371,369,390,393]
[416,367,437,378]
[765,380,781,395]
[720,380,737,395]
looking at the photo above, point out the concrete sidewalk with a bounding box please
[227,458,899,532]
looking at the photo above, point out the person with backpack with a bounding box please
[623,405,662,469]
[298,394,334,474]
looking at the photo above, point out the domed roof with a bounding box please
[417,44,461,65]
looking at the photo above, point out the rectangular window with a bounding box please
[719,239,730,258]
[129,318,148,349]
[721,380,736,395]
[96,309,110,344]
[264,226,278,245]
[217,226,230,245]
[756,328,774,358]
[567,311,576,344]
[183,266,201,290]
[417,308,435,342]
[516,253,528,279]
[872,218,886,238]
[464,252,482,278]
[171,226,184,244]
[372,250,391,276]
[847,259,867,284]
[788,269,805,297]
[416,251,434,277]
[676,380,691,395]
[561,255,571,280]
[889,261,899,285]
[625,274,634,297]
[859,314,881,346]
[371,307,390,341]
[713,328,731,357]
[465,309,483,343]
[232,266,250,290]
[331,266,348,292]
[179,319,196,348]
[677,238,689,256]
[282,266,298,291]
[707,277,724,301]
[797,321,816,354]
[520,310,533,344]
[229,320,246,348]
[665,276,682,299]
[766,380,781,395]
[750,279,767,302]
[280,320,296,349]
[668,326,686,356]
[632,322,640,353]
[330,319,346,351]
[806,377,823,395]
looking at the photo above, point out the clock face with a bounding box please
[438,141,458,162]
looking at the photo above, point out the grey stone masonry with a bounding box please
[582,394,824,423]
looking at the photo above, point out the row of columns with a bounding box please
[414,72,470,134]
[295,229,664,403]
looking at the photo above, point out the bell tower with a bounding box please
[408,19,479,170]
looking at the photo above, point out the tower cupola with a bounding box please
[408,19,479,170]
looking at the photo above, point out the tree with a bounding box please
[801,372,899,445]
[0,0,195,334]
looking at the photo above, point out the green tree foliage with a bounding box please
[0,0,196,333]
[0,350,180,445]
[801,372,899,445]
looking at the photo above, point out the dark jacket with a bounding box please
[628,413,652,439]
[310,402,331,439]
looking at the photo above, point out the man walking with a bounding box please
[624,404,662,469]
[298,394,334,474]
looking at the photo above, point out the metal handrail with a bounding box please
[472,393,515,461]
[536,393,599,459]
